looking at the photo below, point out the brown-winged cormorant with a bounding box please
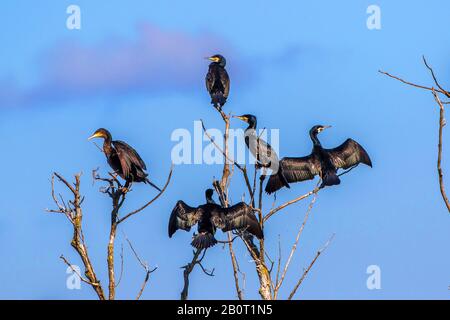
[234,114,290,189]
[265,125,372,194]
[88,128,161,191]
[205,54,230,110]
[168,189,263,249]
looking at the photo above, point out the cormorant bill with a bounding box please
[205,54,230,110]
[88,128,161,192]
[265,125,372,194]
[168,189,263,249]
[234,114,290,189]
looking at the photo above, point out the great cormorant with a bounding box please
[205,54,230,110]
[88,128,161,191]
[234,114,290,189]
[168,189,263,249]
[265,125,372,194]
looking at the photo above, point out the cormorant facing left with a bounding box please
[88,128,161,191]
[265,125,372,194]
[169,189,263,249]
[234,114,290,189]
[205,54,230,110]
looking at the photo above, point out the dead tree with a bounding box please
[180,107,334,300]
[380,56,450,213]
[47,167,173,300]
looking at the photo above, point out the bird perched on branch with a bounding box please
[265,125,372,194]
[205,54,230,110]
[168,189,263,249]
[234,114,290,189]
[88,128,161,192]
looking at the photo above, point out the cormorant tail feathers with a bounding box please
[191,232,217,249]
[321,170,341,188]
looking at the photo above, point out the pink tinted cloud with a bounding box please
[7,23,247,106]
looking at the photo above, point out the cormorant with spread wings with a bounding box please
[168,189,263,249]
[265,125,372,194]
[88,128,161,191]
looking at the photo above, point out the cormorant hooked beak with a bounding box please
[88,132,103,140]
[206,56,220,63]
[233,115,248,122]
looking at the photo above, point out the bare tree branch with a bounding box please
[288,233,335,300]
[432,89,450,212]
[123,234,158,300]
[201,119,255,201]
[274,193,318,298]
[380,57,449,213]
[264,186,320,222]
[378,70,449,97]
[115,244,124,288]
[226,232,244,300]
[60,255,101,287]
[118,166,174,224]
[423,56,450,98]
[48,172,106,300]
[180,249,203,300]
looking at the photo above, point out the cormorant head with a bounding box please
[207,54,226,67]
[205,189,215,204]
[88,128,112,141]
[310,125,331,136]
[234,114,257,127]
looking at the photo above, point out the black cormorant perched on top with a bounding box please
[265,125,372,194]
[205,54,230,110]
[234,114,290,189]
[168,189,263,249]
[88,128,161,191]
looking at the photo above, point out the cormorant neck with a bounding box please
[310,131,322,147]
[246,119,257,132]
[211,61,225,68]
[205,190,215,204]
[103,136,113,152]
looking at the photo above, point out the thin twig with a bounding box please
[423,56,450,98]
[264,187,320,222]
[60,255,101,287]
[123,234,157,300]
[274,194,318,298]
[288,233,335,300]
[118,166,173,224]
[115,244,124,288]
[378,70,449,97]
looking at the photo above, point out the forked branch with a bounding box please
[380,57,449,213]
[47,172,106,300]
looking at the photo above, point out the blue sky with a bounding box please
[0,0,449,299]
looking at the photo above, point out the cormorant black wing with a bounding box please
[205,66,215,95]
[246,133,279,167]
[168,201,202,238]
[112,140,147,178]
[219,68,230,99]
[265,156,319,193]
[210,202,263,239]
[326,139,372,170]
[206,65,229,105]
